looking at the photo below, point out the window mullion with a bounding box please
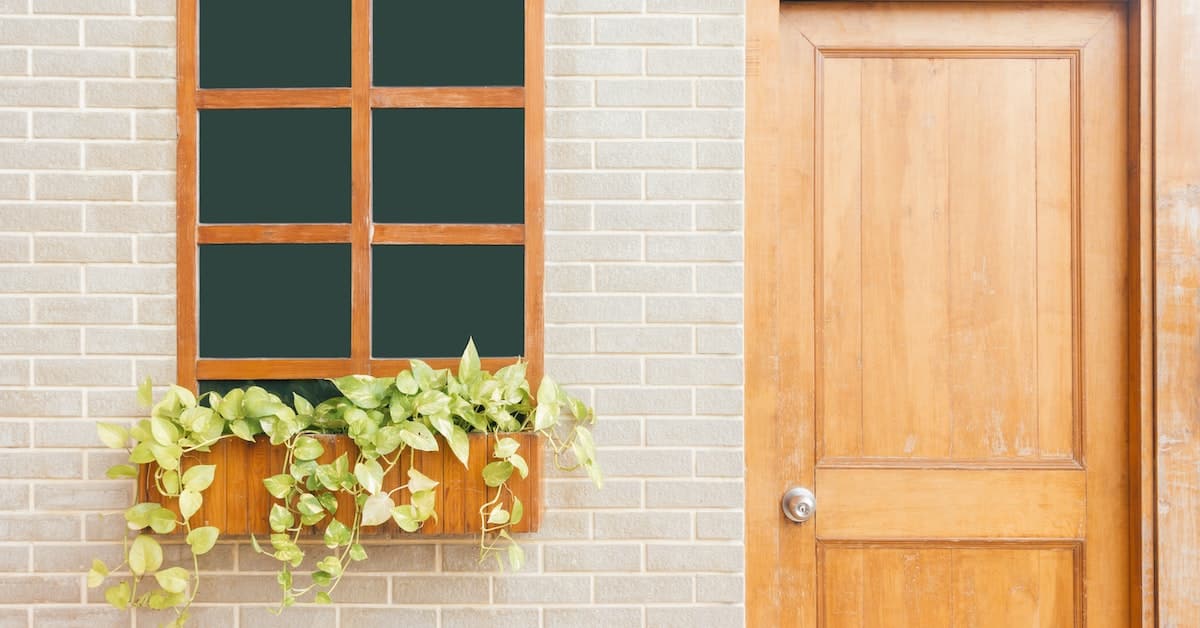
[350,0,373,374]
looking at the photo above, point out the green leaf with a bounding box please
[315,591,333,605]
[230,418,256,442]
[397,421,438,451]
[406,468,438,493]
[391,504,421,532]
[510,496,524,526]
[318,491,338,513]
[137,376,154,408]
[154,566,190,594]
[394,370,419,395]
[87,559,109,588]
[361,493,395,527]
[105,581,131,610]
[179,489,202,520]
[217,388,244,421]
[161,470,180,495]
[292,435,325,461]
[507,541,525,571]
[124,502,159,530]
[410,489,435,518]
[97,423,129,449]
[148,507,176,534]
[182,464,216,492]
[149,443,183,471]
[269,504,295,532]
[128,535,163,576]
[573,426,604,489]
[482,461,514,487]
[242,386,285,418]
[169,385,197,408]
[354,458,384,495]
[186,526,219,555]
[330,375,390,410]
[508,453,529,479]
[149,416,180,446]
[494,437,520,459]
[105,464,138,480]
[459,337,481,381]
[532,404,557,431]
[293,392,314,416]
[487,504,510,525]
[349,544,368,561]
[263,474,294,499]
[316,555,343,577]
[448,426,470,467]
[323,519,351,548]
[148,589,186,611]
[296,493,324,517]
[374,425,404,455]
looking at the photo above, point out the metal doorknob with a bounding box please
[781,486,816,523]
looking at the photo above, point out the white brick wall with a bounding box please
[0,0,745,624]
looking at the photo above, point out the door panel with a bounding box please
[779,3,1128,626]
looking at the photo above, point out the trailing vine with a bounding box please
[89,340,601,626]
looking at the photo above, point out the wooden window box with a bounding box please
[137,432,542,536]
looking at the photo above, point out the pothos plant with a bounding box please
[88,339,601,627]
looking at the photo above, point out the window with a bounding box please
[176,0,544,393]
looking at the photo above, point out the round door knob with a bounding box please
[781,486,816,523]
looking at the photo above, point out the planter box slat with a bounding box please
[137,432,543,537]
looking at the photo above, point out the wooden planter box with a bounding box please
[137,432,542,536]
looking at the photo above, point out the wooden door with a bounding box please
[759,3,1129,626]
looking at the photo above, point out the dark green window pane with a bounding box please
[200,380,341,407]
[373,0,523,87]
[200,109,351,224]
[200,244,351,358]
[200,0,350,88]
[373,109,523,224]
[372,245,524,358]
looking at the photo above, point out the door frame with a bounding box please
[743,1,1158,626]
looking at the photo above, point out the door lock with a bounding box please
[781,486,816,523]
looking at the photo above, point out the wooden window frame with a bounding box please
[176,0,545,390]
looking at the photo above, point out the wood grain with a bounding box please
[350,0,371,377]
[195,88,352,109]
[197,224,351,244]
[370,87,524,109]
[175,0,198,393]
[524,0,546,389]
[371,224,524,245]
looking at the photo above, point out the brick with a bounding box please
[648,479,743,508]
[596,16,693,44]
[84,18,174,47]
[696,387,741,415]
[596,325,692,353]
[647,543,742,572]
[34,296,133,324]
[548,172,642,201]
[598,264,692,293]
[135,173,174,203]
[135,295,173,324]
[649,171,742,200]
[595,511,692,540]
[86,141,174,170]
[36,174,132,201]
[85,389,141,418]
[134,49,173,77]
[697,574,744,602]
[545,543,641,571]
[547,0,642,12]
[603,448,692,476]
[0,265,79,292]
[648,418,742,446]
[0,112,26,138]
[697,449,742,477]
[647,0,744,13]
[0,452,81,479]
[0,17,78,44]
[0,484,29,509]
[597,140,693,168]
[85,265,173,293]
[535,510,591,539]
[648,48,743,76]
[547,264,592,293]
[0,235,28,262]
[443,609,540,628]
[547,140,593,169]
[548,47,642,76]
[34,481,132,510]
[547,295,642,323]
[34,0,129,13]
[544,356,641,384]
[544,479,641,508]
[647,606,744,627]
[440,543,541,573]
[32,49,130,77]
[34,235,132,262]
[647,295,741,323]
[0,297,28,322]
[33,111,131,139]
[0,175,29,200]
[597,78,693,107]
[35,358,132,386]
[546,607,642,628]
[545,325,592,353]
[0,79,78,107]
[0,545,27,571]
[548,110,641,138]
[594,203,692,231]
[0,359,28,385]
[135,110,175,139]
[339,608,437,628]
[136,0,174,16]
[546,78,593,107]
[492,575,592,604]
[82,513,125,541]
[86,203,173,232]
[699,16,744,44]
[0,204,81,231]
[0,141,79,169]
[647,357,742,385]
[0,0,23,14]
[0,576,77,603]
[547,16,592,44]
[698,78,743,106]
[595,387,692,414]
[0,389,80,420]
[237,607,336,627]
[36,607,135,628]
[696,264,742,294]
[546,203,592,230]
[648,110,742,138]
[546,234,641,261]
[0,328,80,354]
[698,140,743,168]
[195,575,386,603]
[391,575,489,604]
[0,49,26,75]
[696,202,742,230]
[86,80,174,108]
[596,575,693,602]
[697,325,741,355]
